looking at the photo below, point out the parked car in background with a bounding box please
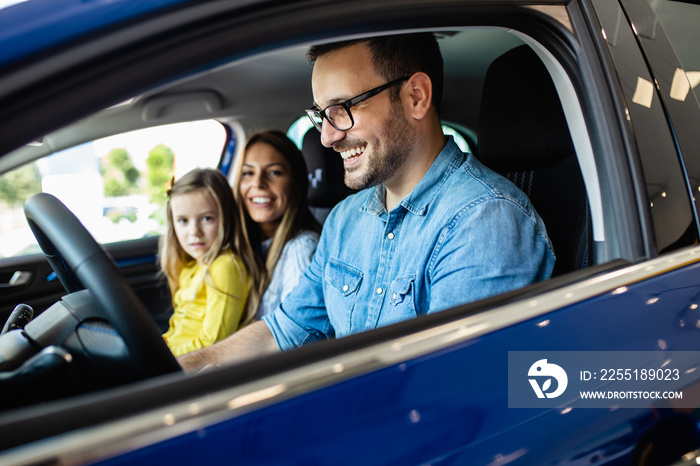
[1,0,700,464]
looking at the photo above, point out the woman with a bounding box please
[235,130,322,324]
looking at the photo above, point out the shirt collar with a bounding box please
[361,137,465,216]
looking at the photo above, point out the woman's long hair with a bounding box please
[159,168,263,322]
[234,131,321,323]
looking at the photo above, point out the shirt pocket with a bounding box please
[385,274,417,323]
[324,259,363,331]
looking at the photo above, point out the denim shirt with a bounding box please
[264,138,555,350]
[254,230,319,320]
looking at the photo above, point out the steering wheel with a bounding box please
[24,193,181,378]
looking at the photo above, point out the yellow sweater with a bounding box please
[163,250,250,357]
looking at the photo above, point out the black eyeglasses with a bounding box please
[306,76,410,132]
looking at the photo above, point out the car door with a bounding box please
[0,121,232,332]
[75,0,700,464]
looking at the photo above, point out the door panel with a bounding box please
[0,236,171,333]
[0,253,64,324]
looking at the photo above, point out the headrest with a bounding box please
[477,45,574,172]
[302,130,355,208]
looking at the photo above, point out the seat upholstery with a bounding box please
[477,45,591,276]
[302,130,355,224]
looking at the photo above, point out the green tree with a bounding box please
[146,144,175,225]
[0,163,42,207]
[101,148,142,197]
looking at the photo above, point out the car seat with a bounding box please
[477,45,591,276]
[302,129,356,224]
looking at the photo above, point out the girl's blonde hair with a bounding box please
[159,168,263,324]
[234,131,321,323]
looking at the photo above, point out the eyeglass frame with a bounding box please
[305,76,411,132]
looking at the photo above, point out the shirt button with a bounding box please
[387,232,395,240]
[376,287,383,294]
[392,293,397,300]
[343,285,349,292]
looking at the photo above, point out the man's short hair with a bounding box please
[307,33,444,114]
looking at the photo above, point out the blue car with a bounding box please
[1,0,700,464]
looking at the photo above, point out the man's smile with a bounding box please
[340,145,365,159]
[340,144,366,167]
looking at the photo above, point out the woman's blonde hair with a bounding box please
[159,168,263,324]
[234,131,321,323]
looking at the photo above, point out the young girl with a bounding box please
[160,168,262,357]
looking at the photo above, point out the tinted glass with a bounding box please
[651,0,700,103]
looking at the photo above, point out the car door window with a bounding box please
[593,0,698,254]
[651,0,700,103]
[0,120,228,259]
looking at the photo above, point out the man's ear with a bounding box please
[404,72,433,120]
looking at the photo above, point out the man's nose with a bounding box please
[320,119,345,148]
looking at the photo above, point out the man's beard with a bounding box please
[344,101,416,191]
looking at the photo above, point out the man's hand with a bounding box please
[178,320,279,373]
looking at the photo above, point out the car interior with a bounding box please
[0,26,608,413]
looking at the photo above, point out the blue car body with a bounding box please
[88,257,700,466]
[0,0,190,69]
[1,0,700,464]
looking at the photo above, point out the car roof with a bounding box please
[0,0,199,70]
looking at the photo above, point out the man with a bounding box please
[179,33,554,371]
